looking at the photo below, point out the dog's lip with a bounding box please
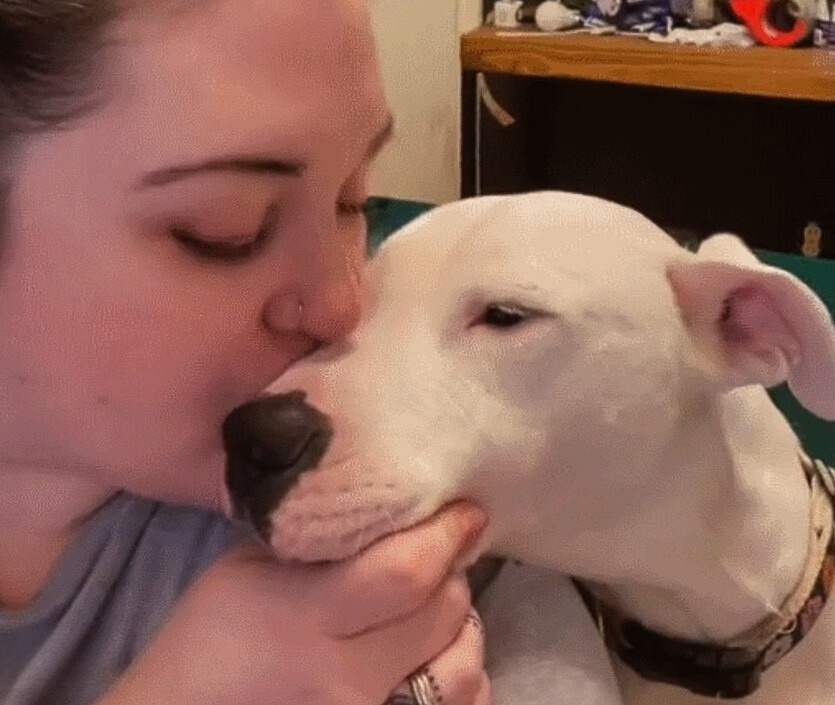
[341,502,486,564]
[269,496,423,563]
[279,523,413,563]
[357,517,424,551]
[334,503,452,558]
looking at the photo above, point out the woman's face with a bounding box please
[0,0,390,508]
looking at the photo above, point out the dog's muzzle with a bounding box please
[222,390,333,539]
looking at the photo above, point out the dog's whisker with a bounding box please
[352,522,369,558]
[382,504,397,535]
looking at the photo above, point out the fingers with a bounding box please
[320,502,488,636]
[420,608,486,705]
[216,507,489,701]
[352,573,472,690]
[384,608,488,705]
[383,673,491,705]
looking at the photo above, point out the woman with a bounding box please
[0,1,489,704]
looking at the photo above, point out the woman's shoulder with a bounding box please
[0,494,251,705]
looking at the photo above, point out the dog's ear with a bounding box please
[667,233,835,421]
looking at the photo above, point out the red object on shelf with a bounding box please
[730,0,811,46]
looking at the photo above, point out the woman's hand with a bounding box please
[99,503,488,705]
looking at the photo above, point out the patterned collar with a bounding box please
[574,455,835,699]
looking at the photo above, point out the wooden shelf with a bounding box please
[461,27,835,102]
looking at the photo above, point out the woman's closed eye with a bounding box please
[169,197,372,263]
[170,202,279,263]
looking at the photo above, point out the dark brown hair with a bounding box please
[0,1,121,247]
[0,1,120,146]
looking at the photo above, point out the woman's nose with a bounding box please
[263,242,362,345]
[302,247,362,343]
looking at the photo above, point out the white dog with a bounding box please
[223,192,835,705]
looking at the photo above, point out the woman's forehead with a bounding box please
[116,0,378,79]
[90,0,388,175]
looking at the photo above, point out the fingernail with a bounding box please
[458,507,488,553]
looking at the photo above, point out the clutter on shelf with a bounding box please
[491,0,834,48]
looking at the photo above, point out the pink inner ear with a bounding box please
[670,257,835,420]
[718,285,802,390]
[721,287,801,368]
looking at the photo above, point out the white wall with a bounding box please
[367,1,481,205]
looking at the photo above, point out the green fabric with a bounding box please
[366,197,434,254]
[367,199,835,463]
[755,251,835,464]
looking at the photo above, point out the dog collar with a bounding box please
[574,455,835,699]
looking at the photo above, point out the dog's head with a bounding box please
[222,192,835,571]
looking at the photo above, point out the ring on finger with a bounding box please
[409,667,442,705]
[464,609,484,633]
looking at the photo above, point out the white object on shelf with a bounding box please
[535,0,582,30]
[495,0,524,27]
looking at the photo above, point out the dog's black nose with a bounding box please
[222,390,332,536]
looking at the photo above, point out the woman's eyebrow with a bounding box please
[135,115,394,189]
[136,156,306,188]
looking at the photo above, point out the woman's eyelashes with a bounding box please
[168,199,371,264]
[337,199,371,217]
[169,202,280,263]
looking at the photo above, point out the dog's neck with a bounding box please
[575,387,812,643]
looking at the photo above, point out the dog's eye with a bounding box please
[481,304,528,329]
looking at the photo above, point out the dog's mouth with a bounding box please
[224,445,425,563]
[220,391,443,564]
[262,473,424,563]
